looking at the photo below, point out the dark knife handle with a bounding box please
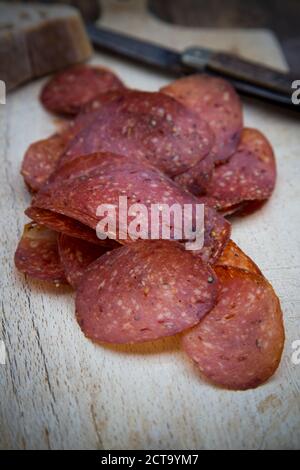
[208,51,295,96]
[182,47,295,96]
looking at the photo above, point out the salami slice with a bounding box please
[221,200,267,218]
[76,241,218,344]
[21,133,68,192]
[14,223,67,284]
[31,153,230,262]
[25,206,114,246]
[216,240,261,275]
[198,199,231,264]
[161,74,243,163]
[32,153,195,231]
[174,151,214,196]
[182,266,284,390]
[40,65,125,116]
[60,90,213,178]
[20,113,94,192]
[47,151,143,185]
[205,128,276,211]
[58,234,111,289]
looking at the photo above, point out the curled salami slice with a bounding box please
[20,114,93,192]
[58,234,111,289]
[205,128,276,212]
[174,151,214,196]
[47,151,141,185]
[216,240,261,275]
[198,199,231,264]
[61,90,213,178]
[182,266,284,390]
[21,134,68,192]
[14,223,67,284]
[32,153,200,233]
[25,207,114,246]
[76,241,218,344]
[161,74,243,163]
[31,153,230,262]
[40,65,125,116]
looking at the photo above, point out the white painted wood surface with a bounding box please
[1,0,300,450]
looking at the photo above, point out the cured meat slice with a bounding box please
[14,223,67,284]
[205,128,276,211]
[58,234,111,289]
[21,133,68,192]
[216,240,261,275]
[40,65,125,116]
[198,199,231,264]
[25,207,115,247]
[47,151,144,185]
[75,241,218,344]
[161,74,243,163]
[20,109,104,192]
[31,154,196,232]
[32,153,194,230]
[60,90,214,178]
[174,152,214,196]
[31,153,230,262]
[221,200,268,218]
[182,266,285,390]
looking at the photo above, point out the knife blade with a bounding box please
[86,24,299,111]
[86,24,185,73]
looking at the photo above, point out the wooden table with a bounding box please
[1,0,299,450]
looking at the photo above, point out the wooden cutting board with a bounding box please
[1,0,299,450]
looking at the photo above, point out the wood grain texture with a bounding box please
[0,0,300,450]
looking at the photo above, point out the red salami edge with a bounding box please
[58,234,112,289]
[215,239,262,275]
[40,65,125,116]
[14,223,67,285]
[182,266,285,390]
[205,128,276,212]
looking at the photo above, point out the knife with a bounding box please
[86,24,299,112]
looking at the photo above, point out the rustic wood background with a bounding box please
[5,0,101,22]
[149,0,300,74]
[0,0,300,450]
[6,0,300,73]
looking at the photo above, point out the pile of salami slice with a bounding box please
[15,65,284,390]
